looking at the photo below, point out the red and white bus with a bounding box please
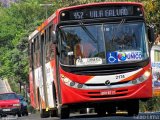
[28,2,155,119]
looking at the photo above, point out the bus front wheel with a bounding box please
[95,105,106,116]
[58,105,70,119]
[107,106,116,115]
[127,100,139,116]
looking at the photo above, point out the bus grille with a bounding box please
[87,89,129,98]
[85,81,129,86]
[73,67,140,75]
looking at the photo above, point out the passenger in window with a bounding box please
[74,39,97,59]
[116,26,136,50]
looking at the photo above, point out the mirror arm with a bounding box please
[147,25,155,46]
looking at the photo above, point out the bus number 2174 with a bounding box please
[116,75,125,79]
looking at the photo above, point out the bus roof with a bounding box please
[57,2,143,12]
[28,13,56,41]
[29,2,143,41]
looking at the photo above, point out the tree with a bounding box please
[142,0,160,33]
[0,0,47,92]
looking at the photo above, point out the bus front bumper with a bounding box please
[61,77,152,105]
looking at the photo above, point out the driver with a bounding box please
[117,26,136,49]
[74,39,97,58]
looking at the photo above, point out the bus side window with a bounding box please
[37,35,40,67]
[29,42,33,71]
[45,28,50,63]
[33,38,37,68]
[34,36,40,68]
[40,34,44,66]
[49,25,54,59]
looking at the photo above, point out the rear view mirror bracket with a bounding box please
[147,25,155,46]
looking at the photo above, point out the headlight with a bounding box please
[63,77,70,83]
[132,79,138,84]
[70,81,75,86]
[132,70,151,84]
[139,70,151,82]
[61,74,84,89]
[77,83,83,88]
[143,70,151,79]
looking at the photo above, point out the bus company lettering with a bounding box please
[90,8,128,18]
[126,52,142,60]
[118,51,142,61]
[87,57,102,63]
[76,57,102,66]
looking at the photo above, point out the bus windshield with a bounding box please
[59,22,149,66]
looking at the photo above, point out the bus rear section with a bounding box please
[54,2,154,119]
[28,22,57,117]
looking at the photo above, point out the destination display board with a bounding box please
[60,5,143,21]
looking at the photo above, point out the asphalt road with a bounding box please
[1,112,160,120]
[1,79,160,120]
[0,79,10,93]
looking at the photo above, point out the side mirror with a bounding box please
[52,31,57,44]
[148,26,155,46]
[20,98,23,101]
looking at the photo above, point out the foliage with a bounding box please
[140,96,160,112]
[142,0,160,33]
[0,0,46,93]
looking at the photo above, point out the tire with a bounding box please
[51,83,58,117]
[40,109,50,118]
[25,112,29,116]
[107,106,116,115]
[39,99,50,118]
[2,114,7,117]
[127,100,139,116]
[95,106,106,116]
[80,108,87,114]
[58,106,70,119]
[107,109,116,115]
[17,112,21,117]
[22,113,25,116]
[38,90,50,118]
[51,109,58,117]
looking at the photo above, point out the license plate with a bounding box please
[2,109,11,111]
[100,90,116,95]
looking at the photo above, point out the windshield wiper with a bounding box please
[79,21,100,54]
[112,19,125,45]
[79,21,98,44]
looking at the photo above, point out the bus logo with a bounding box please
[118,53,126,61]
[105,80,111,86]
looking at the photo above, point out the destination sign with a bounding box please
[60,5,143,21]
